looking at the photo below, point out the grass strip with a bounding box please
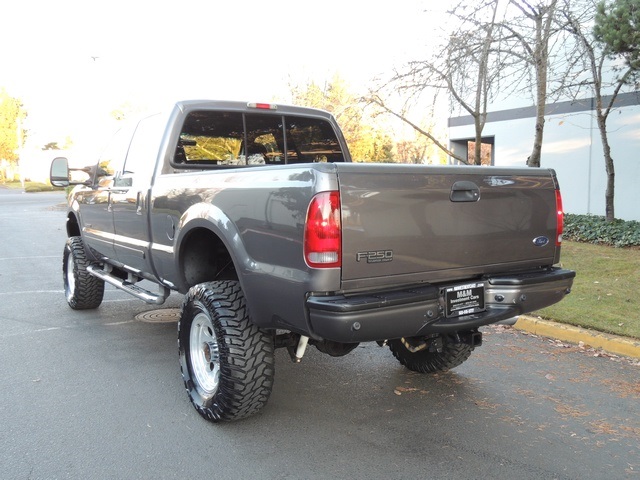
[535,241,640,340]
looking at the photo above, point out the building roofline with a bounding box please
[448,90,640,127]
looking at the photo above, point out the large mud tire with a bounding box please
[388,338,473,374]
[63,236,105,310]
[178,281,275,422]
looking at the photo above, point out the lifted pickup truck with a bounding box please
[51,100,575,422]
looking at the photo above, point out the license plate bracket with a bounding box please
[444,282,485,318]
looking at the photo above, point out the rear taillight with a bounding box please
[555,189,564,246]
[304,191,341,268]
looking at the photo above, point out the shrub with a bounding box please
[563,213,640,248]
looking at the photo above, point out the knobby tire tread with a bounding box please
[389,340,473,373]
[178,280,274,422]
[64,236,104,310]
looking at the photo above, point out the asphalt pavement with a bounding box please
[1,188,638,480]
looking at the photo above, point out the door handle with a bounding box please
[450,181,480,202]
[136,191,143,215]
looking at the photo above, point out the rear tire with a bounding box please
[63,236,104,310]
[178,281,275,422]
[389,337,473,373]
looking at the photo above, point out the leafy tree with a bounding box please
[394,130,449,165]
[593,0,640,69]
[288,75,394,162]
[0,88,27,165]
[41,137,72,152]
[111,101,145,122]
[62,136,74,150]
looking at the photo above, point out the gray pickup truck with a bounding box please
[51,100,575,422]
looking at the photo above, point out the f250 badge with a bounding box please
[356,250,393,263]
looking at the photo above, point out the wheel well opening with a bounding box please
[67,214,81,237]
[180,228,237,288]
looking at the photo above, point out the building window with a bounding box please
[450,137,494,165]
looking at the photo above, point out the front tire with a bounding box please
[178,281,275,422]
[63,236,105,310]
[389,337,473,373]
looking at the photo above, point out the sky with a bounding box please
[2,0,447,154]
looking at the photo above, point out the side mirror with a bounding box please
[50,157,70,187]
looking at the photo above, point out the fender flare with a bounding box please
[173,202,255,291]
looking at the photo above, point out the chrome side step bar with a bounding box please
[87,265,170,305]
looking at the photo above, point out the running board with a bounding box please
[87,265,170,305]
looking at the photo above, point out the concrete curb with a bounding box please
[514,316,640,360]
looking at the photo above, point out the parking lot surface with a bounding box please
[1,189,638,479]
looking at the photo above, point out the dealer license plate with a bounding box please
[444,282,485,318]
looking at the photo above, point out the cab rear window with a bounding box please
[172,110,344,168]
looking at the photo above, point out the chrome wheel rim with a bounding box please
[189,312,220,395]
[65,252,75,300]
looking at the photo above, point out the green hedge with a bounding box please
[564,213,640,248]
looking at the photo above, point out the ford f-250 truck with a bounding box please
[50,100,575,422]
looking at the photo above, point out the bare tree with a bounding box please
[455,1,502,165]
[560,0,637,221]
[370,0,505,165]
[367,94,464,162]
[500,0,560,167]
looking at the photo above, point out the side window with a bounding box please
[284,116,344,163]
[96,124,134,181]
[120,113,165,185]
[174,111,244,165]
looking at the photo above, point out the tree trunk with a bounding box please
[528,111,545,167]
[527,1,555,168]
[597,113,615,221]
[474,118,483,166]
[529,53,547,168]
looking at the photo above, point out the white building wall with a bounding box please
[449,102,640,221]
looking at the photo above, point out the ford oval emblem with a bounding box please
[533,236,550,247]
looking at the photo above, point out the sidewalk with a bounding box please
[514,315,640,360]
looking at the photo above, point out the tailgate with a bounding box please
[337,164,559,290]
